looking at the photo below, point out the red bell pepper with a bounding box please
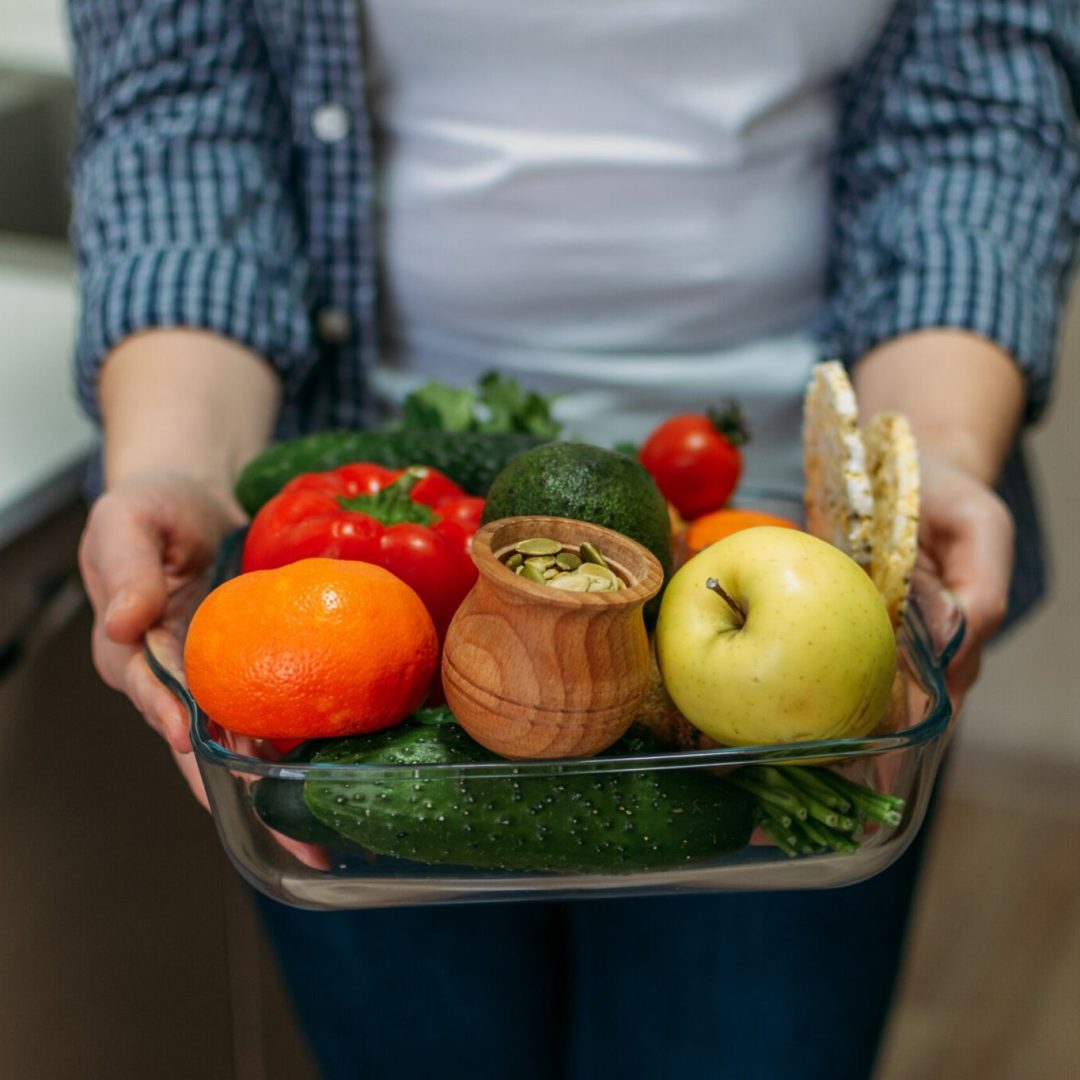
[241,463,485,640]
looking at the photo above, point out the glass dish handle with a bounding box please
[140,527,245,704]
[907,557,966,669]
[144,628,197,716]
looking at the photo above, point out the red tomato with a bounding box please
[638,405,749,520]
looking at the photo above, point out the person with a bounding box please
[70,1,1079,1077]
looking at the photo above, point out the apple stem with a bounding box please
[705,577,746,628]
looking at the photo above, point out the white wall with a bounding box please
[0,0,70,75]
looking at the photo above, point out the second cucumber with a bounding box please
[235,429,548,515]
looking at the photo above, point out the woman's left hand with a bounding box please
[917,453,1015,710]
[852,329,1028,713]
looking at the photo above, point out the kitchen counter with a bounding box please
[0,244,95,549]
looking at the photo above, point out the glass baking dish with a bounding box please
[147,491,963,911]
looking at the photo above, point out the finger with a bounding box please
[945,637,982,712]
[935,501,1013,647]
[91,614,136,693]
[82,499,170,644]
[170,748,211,812]
[124,650,192,753]
[91,586,195,752]
[95,621,192,751]
[266,830,333,872]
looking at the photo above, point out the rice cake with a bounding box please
[864,411,920,626]
[802,361,874,566]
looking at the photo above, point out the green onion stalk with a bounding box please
[728,764,906,858]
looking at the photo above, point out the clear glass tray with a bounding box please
[147,492,964,911]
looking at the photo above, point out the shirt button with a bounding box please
[312,103,350,143]
[315,307,352,344]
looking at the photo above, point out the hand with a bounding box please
[917,454,1015,710]
[852,329,1027,712]
[78,472,245,807]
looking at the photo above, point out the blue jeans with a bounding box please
[256,810,930,1080]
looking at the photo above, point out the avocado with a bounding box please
[480,442,673,617]
[303,724,753,874]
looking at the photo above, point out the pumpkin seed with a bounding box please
[547,573,592,592]
[576,563,619,587]
[515,537,562,556]
[579,541,609,568]
[502,535,628,592]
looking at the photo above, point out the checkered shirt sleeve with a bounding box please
[822,0,1080,423]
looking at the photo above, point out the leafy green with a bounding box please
[400,384,477,432]
[399,373,562,438]
[475,372,562,437]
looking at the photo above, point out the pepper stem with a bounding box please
[338,468,439,526]
[705,577,746,628]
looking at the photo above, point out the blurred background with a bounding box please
[0,3,1077,1077]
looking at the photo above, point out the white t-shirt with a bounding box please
[360,0,892,491]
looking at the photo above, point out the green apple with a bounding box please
[655,527,897,746]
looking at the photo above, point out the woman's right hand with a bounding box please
[78,330,282,807]
[78,471,245,788]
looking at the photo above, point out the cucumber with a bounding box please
[250,741,349,846]
[303,725,754,873]
[236,430,548,514]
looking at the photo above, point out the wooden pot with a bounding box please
[442,515,664,759]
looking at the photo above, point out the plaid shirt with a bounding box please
[68,0,1080,619]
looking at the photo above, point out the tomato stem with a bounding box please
[706,401,750,447]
